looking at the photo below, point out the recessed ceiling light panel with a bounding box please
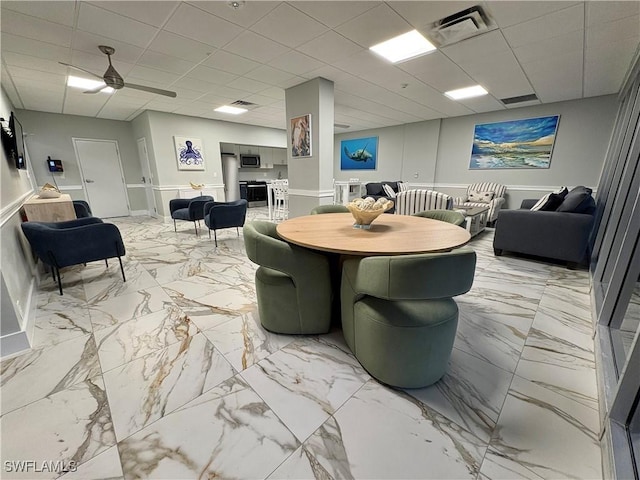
[215,105,248,115]
[444,85,488,100]
[370,30,436,63]
[67,75,113,93]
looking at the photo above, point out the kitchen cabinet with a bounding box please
[272,148,287,165]
[259,147,274,169]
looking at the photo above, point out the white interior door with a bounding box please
[137,137,157,216]
[73,138,129,218]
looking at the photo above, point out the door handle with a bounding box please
[85,179,95,183]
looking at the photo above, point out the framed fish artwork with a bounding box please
[340,136,378,170]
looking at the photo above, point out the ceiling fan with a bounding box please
[60,45,177,98]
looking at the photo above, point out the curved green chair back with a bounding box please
[310,204,349,215]
[413,209,465,226]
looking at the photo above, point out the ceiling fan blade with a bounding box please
[58,62,103,80]
[123,82,177,98]
[83,84,108,94]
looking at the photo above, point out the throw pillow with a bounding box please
[554,186,569,197]
[530,191,564,211]
[398,182,409,192]
[468,190,495,203]
[382,184,396,198]
[365,183,383,196]
[556,186,594,213]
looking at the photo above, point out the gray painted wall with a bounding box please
[335,95,617,209]
[16,110,145,209]
[1,88,37,353]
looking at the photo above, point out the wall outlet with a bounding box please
[414,172,419,178]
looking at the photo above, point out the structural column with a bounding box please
[285,77,335,218]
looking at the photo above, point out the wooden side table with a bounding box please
[23,194,76,222]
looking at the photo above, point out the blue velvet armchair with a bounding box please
[73,200,92,218]
[21,217,126,295]
[204,199,248,246]
[169,196,214,235]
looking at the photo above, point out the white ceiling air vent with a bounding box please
[231,100,257,107]
[427,5,496,47]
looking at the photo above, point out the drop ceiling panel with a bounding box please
[332,49,386,77]
[1,33,71,62]
[188,1,280,28]
[396,82,473,116]
[14,87,64,110]
[127,65,181,85]
[187,65,238,85]
[23,97,64,113]
[1,1,76,27]
[487,1,581,28]
[6,66,66,86]
[259,87,286,100]
[2,52,69,76]
[584,37,640,97]
[251,3,328,48]
[335,92,422,123]
[164,3,243,48]
[202,50,261,75]
[441,30,511,65]
[169,86,206,102]
[173,103,214,116]
[334,3,414,48]
[268,50,325,76]
[289,2,376,28]
[502,3,584,49]
[63,94,110,116]
[457,95,506,113]
[77,3,159,48]
[512,30,583,64]
[71,31,145,65]
[244,65,296,86]
[99,104,142,121]
[137,50,194,75]
[296,31,363,64]
[148,31,215,63]
[223,31,290,63]
[1,10,73,47]
[88,1,179,27]
[586,15,640,49]
[523,51,584,103]
[173,76,220,93]
[300,65,353,83]
[226,76,271,94]
[586,1,640,26]
[398,52,475,93]
[13,76,66,94]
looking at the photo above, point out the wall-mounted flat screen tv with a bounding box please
[5,112,26,169]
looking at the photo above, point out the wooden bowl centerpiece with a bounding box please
[347,197,394,229]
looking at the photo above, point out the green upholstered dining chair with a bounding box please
[340,248,476,388]
[310,204,349,215]
[243,221,333,334]
[413,209,465,226]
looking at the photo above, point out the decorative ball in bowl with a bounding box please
[347,197,394,229]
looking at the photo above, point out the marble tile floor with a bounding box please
[0,208,602,479]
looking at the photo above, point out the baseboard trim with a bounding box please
[1,276,37,359]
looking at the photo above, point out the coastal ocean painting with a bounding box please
[470,115,560,169]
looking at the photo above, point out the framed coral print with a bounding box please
[291,114,311,157]
[469,115,560,169]
[174,136,205,170]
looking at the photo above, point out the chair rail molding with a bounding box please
[288,188,334,198]
[0,190,35,228]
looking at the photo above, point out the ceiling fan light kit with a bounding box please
[60,45,177,98]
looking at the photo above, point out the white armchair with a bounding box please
[455,182,506,224]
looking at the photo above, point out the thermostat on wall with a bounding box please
[47,157,63,172]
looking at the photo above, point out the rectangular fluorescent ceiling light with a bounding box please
[445,85,488,100]
[67,75,113,93]
[370,30,436,63]
[215,105,247,114]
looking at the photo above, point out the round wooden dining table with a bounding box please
[276,213,470,256]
